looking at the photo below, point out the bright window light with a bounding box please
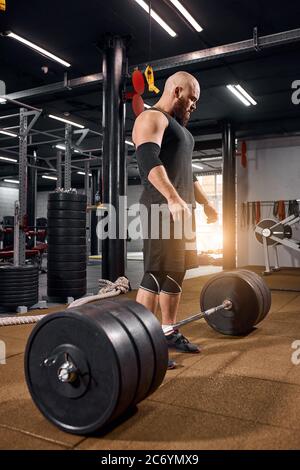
[192,164,204,170]
[49,114,84,129]
[42,175,58,181]
[0,156,17,162]
[4,179,19,184]
[133,0,177,37]
[0,129,18,137]
[5,32,71,67]
[226,85,251,107]
[169,0,203,32]
[77,171,92,176]
[125,140,135,147]
[235,84,257,106]
[0,98,6,104]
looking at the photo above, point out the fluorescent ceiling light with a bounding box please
[0,129,18,137]
[55,144,80,153]
[5,32,71,67]
[0,156,17,162]
[192,164,204,170]
[77,171,92,176]
[0,98,6,104]
[4,179,19,184]
[49,114,84,129]
[169,0,203,32]
[133,0,177,37]
[144,103,151,109]
[235,84,257,106]
[226,84,256,107]
[42,175,58,181]
[125,140,135,147]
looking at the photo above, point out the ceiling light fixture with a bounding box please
[3,31,71,67]
[4,179,19,184]
[42,175,58,181]
[192,163,204,170]
[169,0,203,32]
[49,114,84,129]
[0,156,17,162]
[226,84,257,107]
[133,0,177,37]
[0,129,18,137]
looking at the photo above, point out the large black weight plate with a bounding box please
[111,298,168,396]
[25,307,138,434]
[239,270,271,322]
[47,261,87,271]
[0,265,38,275]
[93,300,155,404]
[200,272,260,335]
[0,293,38,303]
[47,236,87,245]
[48,210,86,220]
[236,270,265,323]
[48,219,86,229]
[0,286,38,296]
[47,270,86,281]
[47,253,87,263]
[48,245,86,255]
[48,193,87,203]
[48,201,87,212]
[47,228,86,237]
[47,279,87,289]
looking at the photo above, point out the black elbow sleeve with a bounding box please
[136,142,163,178]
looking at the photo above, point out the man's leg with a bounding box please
[137,271,177,369]
[160,272,201,353]
[136,287,159,315]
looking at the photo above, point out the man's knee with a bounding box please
[161,271,185,295]
[139,271,167,294]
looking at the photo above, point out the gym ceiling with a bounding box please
[0,0,300,186]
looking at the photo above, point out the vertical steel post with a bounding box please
[222,122,236,269]
[64,124,72,190]
[101,35,127,281]
[18,108,28,265]
[56,150,62,188]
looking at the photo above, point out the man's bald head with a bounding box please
[163,71,200,98]
[161,71,200,126]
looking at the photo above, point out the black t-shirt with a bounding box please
[138,108,196,209]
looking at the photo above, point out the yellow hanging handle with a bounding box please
[144,65,160,94]
[0,0,6,12]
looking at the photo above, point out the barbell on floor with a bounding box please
[24,269,271,435]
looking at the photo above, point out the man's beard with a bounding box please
[174,97,190,127]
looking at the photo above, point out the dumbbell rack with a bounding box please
[255,215,300,274]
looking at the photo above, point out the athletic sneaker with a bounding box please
[165,329,201,353]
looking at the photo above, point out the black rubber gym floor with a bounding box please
[1,267,300,450]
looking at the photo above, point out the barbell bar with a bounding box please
[23,269,271,435]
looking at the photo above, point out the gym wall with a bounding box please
[0,185,19,221]
[237,136,300,268]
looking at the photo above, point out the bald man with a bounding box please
[132,71,218,368]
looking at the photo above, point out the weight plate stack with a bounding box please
[47,192,88,300]
[0,265,39,310]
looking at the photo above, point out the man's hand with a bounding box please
[204,202,218,224]
[168,196,192,223]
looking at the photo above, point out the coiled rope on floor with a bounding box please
[0,276,130,327]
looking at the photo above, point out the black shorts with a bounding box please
[141,205,198,272]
